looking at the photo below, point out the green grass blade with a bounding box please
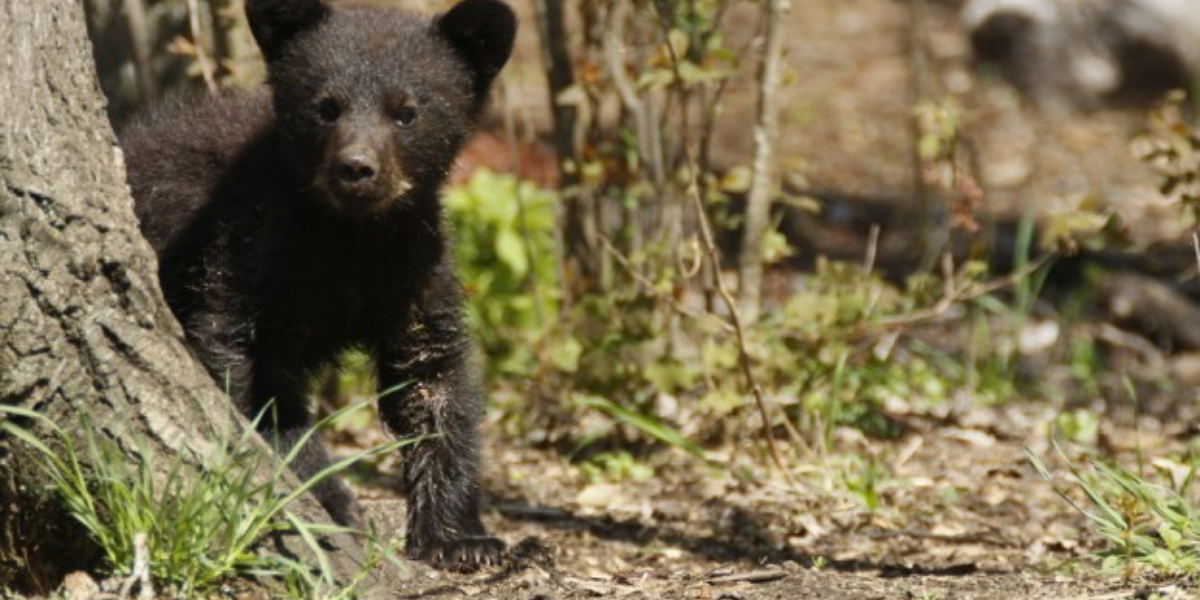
[576,394,706,459]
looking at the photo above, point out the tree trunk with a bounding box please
[0,0,395,593]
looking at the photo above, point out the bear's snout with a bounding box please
[336,145,379,184]
[321,138,414,217]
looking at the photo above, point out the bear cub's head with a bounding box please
[246,0,516,218]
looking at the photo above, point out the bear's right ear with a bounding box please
[246,0,330,61]
[437,0,517,98]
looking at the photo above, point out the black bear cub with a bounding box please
[119,0,516,571]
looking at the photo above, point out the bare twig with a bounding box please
[862,527,1011,547]
[207,0,234,80]
[863,224,881,274]
[500,81,546,326]
[602,0,654,258]
[122,0,156,103]
[697,10,751,314]
[1193,231,1199,274]
[604,0,657,186]
[678,236,704,278]
[652,10,797,487]
[778,397,812,455]
[871,253,1054,332]
[186,0,218,92]
[908,0,940,271]
[599,235,733,334]
[116,532,154,600]
[737,0,791,324]
[706,570,788,585]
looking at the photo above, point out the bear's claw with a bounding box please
[411,536,506,572]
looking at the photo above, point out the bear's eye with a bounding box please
[316,98,341,124]
[394,106,418,127]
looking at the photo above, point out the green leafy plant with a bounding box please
[0,402,407,597]
[446,169,560,378]
[843,456,887,512]
[1056,409,1102,447]
[1029,442,1200,574]
[742,261,972,443]
[579,451,655,483]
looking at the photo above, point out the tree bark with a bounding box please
[0,0,395,593]
[737,0,790,324]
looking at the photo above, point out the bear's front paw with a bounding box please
[409,536,506,572]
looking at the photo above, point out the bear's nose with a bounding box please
[336,147,378,183]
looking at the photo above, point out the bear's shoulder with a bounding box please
[120,92,283,251]
[120,92,273,169]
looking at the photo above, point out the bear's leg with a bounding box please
[376,360,503,571]
[251,359,364,528]
[275,425,364,528]
[184,316,366,523]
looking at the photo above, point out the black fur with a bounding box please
[119,0,516,571]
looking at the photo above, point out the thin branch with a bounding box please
[1193,231,1199,274]
[500,81,546,327]
[863,224,881,274]
[652,7,797,487]
[697,10,752,314]
[871,253,1055,332]
[122,0,156,103]
[689,180,797,486]
[186,0,218,93]
[207,0,235,81]
[737,0,791,324]
[599,235,733,334]
[604,0,657,185]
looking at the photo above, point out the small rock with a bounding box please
[60,571,99,599]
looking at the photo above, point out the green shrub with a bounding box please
[446,169,560,378]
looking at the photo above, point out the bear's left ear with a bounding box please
[437,0,517,97]
[247,0,330,61]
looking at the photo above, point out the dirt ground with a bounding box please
[346,402,1195,599]
[335,1,1200,598]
